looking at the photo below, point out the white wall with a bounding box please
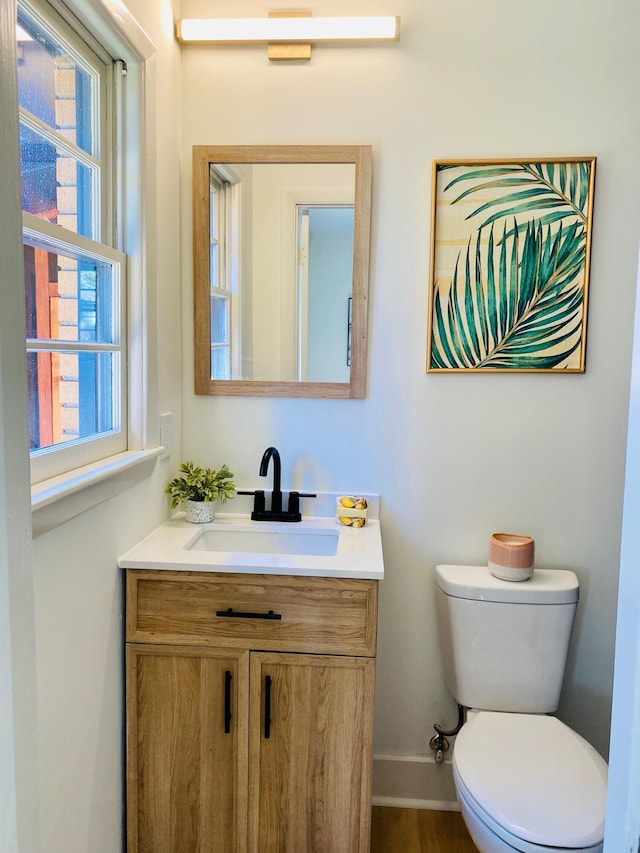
[0,1,40,847]
[180,0,640,803]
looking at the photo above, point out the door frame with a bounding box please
[280,187,354,380]
[603,248,640,852]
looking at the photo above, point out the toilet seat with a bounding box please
[454,768,603,853]
[453,712,607,850]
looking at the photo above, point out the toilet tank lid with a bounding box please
[435,564,579,604]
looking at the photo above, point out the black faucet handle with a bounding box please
[239,489,266,519]
[287,491,300,516]
[286,491,316,517]
[238,488,265,506]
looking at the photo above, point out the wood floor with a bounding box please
[371,806,479,853]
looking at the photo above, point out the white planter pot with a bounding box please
[185,499,215,524]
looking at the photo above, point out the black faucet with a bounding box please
[259,446,282,514]
[239,446,315,522]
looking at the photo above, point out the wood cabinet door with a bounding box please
[127,644,249,853]
[248,652,376,853]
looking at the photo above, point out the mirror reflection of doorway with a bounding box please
[297,205,355,382]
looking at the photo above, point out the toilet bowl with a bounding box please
[452,712,607,853]
[434,564,609,853]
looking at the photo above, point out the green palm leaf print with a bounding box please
[429,160,594,371]
[439,161,592,230]
[430,219,586,370]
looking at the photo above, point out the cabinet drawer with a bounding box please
[126,570,378,656]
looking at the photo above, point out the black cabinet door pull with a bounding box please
[224,670,232,734]
[216,608,282,621]
[264,675,272,739]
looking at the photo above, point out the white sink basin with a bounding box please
[118,503,384,580]
[187,524,339,556]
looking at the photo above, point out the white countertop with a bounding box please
[119,511,384,580]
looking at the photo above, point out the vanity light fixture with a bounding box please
[176,13,401,61]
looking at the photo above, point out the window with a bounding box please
[209,170,231,380]
[209,164,242,381]
[17,0,126,483]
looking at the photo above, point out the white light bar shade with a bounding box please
[177,16,401,44]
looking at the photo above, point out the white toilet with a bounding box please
[435,564,608,853]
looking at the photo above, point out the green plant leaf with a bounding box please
[485,226,498,350]
[464,240,481,362]
[452,182,548,208]
[438,162,592,230]
[433,287,458,368]
[451,261,476,366]
[474,231,489,354]
[430,219,586,370]
[472,197,577,230]
[442,166,526,192]
[165,460,236,507]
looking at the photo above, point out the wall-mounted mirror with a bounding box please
[193,145,372,398]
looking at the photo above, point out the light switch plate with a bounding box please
[159,412,172,460]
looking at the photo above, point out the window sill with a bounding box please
[31,447,164,536]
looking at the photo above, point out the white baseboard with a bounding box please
[372,754,459,811]
[372,796,460,812]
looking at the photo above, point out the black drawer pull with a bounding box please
[264,675,272,739]
[224,670,232,734]
[216,608,282,621]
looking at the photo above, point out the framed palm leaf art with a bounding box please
[427,158,596,372]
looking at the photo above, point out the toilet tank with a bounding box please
[435,564,579,713]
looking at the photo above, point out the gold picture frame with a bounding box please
[427,158,596,373]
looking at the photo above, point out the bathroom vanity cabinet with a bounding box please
[125,569,379,853]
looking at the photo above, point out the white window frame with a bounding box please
[23,0,160,527]
[209,170,231,378]
[209,166,243,380]
[24,214,127,481]
[18,0,128,484]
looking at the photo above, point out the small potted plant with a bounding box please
[166,461,236,523]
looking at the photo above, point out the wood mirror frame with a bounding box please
[192,144,372,398]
